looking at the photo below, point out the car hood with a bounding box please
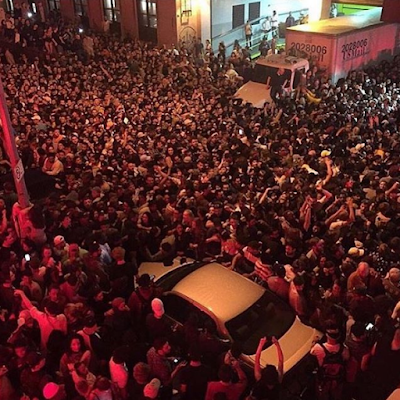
[245,317,322,373]
[234,81,273,108]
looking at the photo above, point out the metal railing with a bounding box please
[212,8,309,57]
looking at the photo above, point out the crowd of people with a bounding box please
[0,8,400,400]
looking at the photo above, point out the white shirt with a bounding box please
[263,18,271,31]
[30,307,67,349]
[109,358,128,389]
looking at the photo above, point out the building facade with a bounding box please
[0,0,385,48]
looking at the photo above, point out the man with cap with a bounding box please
[53,235,68,259]
[7,309,40,347]
[128,274,158,325]
[145,298,172,341]
[42,382,66,400]
[347,247,365,259]
[143,378,161,399]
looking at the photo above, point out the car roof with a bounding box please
[256,54,309,71]
[287,8,383,37]
[172,262,265,323]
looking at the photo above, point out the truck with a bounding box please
[233,54,309,108]
[285,8,400,83]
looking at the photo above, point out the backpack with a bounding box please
[319,344,345,382]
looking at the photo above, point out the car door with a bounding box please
[162,293,230,342]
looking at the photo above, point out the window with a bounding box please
[225,292,295,355]
[48,0,60,11]
[6,0,14,13]
[103,0,120,22]
[74,0,88,16]
[232,4,245,29]
[138,0,157,28]
[249,2,260,22]
[162,293,218,333]
[162,294,192,324]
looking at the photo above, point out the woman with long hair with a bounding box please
[59,334,91,380]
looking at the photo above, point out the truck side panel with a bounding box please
[333,23,400,82]
[286,23,400,82]
[285,31,334,74]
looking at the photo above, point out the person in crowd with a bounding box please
[244,21,252,47]
[127,362,151,400]
[311,321,350,400]
[14,289,67,350]
[271,10,278,36]
[248,336,283,400]
[109,346,129,400]
[285,12,295,28]
[1,13,400,400]
[180,347,213,400]
[361,326,400,400]
[59,334,91,380]
[205,361,247,400]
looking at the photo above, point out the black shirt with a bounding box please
[180,364,213,400]
[251,381,281,400]
[269,70,290,87]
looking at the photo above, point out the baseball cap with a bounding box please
[348,247,365,257]
[43,383,60,399]
[53,236,65,246]
[143,378,161,399]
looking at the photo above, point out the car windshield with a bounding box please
[156,261,205,291]
[225,291,295,355]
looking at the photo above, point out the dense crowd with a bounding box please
[0,9,400,400]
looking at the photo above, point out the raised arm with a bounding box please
[259,187,270,205]
[347,198,355,223]
[272,336,284,383]
[322,158,333,186]
[0,209,7,235]
[14,289,34,310]
[325,205,346,227]
[254,336,267,381]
